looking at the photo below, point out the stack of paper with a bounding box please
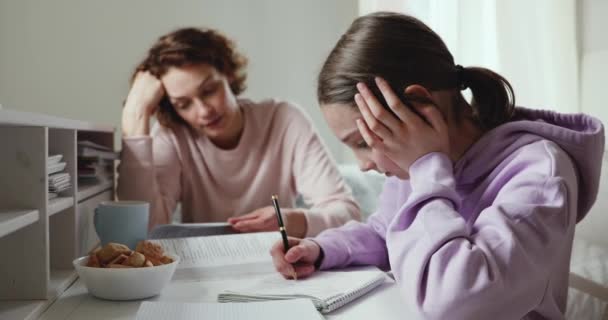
[77,140,116,184]
[47,154,71,199]
[135,299,324,320]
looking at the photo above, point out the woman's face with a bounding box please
[161,63,241,146]
[322,103,409,179]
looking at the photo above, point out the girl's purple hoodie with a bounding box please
[314,108,605,320]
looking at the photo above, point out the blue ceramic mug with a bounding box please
[94,201,149,249]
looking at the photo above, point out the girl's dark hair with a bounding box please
[317,12,514,130]
[132,28,247,128]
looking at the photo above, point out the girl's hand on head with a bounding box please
[122,71,165,137]
[228,207,307,237]
[354,77,450,172]
[270,237,320,280]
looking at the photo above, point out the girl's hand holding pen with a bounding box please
[270,237,321,280]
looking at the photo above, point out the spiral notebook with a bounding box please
[218,266,387,314]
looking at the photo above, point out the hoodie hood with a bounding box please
[455,107,605,222]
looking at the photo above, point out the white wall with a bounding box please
[579,0,608,126]
[0,0,357,162]
[575,0,608,246]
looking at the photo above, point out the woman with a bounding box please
[270,12,605,319]
[117,27,361,237]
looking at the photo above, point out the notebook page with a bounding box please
[135,299,324,320]
[152,232,280,278]
[225,266,386,301]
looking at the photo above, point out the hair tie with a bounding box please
[455,65,468,90]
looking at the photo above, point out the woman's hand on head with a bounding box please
[228,207,308,238]
[122,71,165,137]
[354,77,451,172]
[270,237,321,280]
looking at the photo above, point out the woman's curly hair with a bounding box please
[132,28,247,128]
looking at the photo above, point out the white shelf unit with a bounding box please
[0,109,115,320]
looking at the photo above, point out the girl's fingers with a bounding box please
[414,104,448,134]
[270,240,300,279]
[284,244,308,263]
[271,252,297,279]
[293,264,316,279]
[374,77,421,125]
[354,90,392,140]
[356,119,384,150]
[356,83,402,131]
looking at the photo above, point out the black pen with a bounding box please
[271,194,297,280]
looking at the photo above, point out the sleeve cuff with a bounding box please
[121,136,154,166]
[309,231,349,270]
[303,209,328,237]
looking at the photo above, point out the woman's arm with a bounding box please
[288,106,363,237]
[116,134,182,229]
[117,71,181,229]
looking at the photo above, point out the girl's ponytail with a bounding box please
[461,66,515,130]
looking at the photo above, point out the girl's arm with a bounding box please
[313,177,407,270]
[387,151,576,320]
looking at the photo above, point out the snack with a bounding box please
[86,241,174,268]
[96,243,130,264]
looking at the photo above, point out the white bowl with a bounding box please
[73,253,179,300]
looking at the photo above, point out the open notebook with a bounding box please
[135,299,323,320]
[218,266,386,314]
[151,232,388,313]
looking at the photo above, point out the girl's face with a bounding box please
[161,63,241,146]
[322,103,409,179]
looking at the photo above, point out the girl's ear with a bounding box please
[403,84,432,100]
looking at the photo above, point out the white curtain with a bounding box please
[359,0,580,113]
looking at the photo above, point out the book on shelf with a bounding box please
[48,154,63,165]
[77,152,114,183]
[77,140,118,160]
[47,155,71,198]
[151,231,388,314]
[47,161,67,175]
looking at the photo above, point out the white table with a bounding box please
[39,275,409,319]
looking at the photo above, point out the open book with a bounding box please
[150,222,238,239]
[151,232,280,279]
[152,232,388,313]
